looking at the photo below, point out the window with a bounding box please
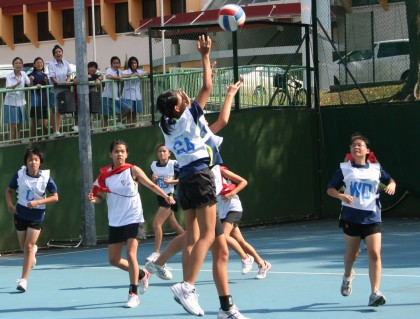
[171,0,186,14]
[13,15,30,44]
[143,0,157,19]
[377,41,409,58]
[38,12,54,41]
[63,9,75,38]
[88,6,107,36]
[115,3,133,33]
[346,50,373,63]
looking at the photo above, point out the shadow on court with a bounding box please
[1,218,419,319]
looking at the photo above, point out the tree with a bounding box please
[392,0,419,101]
[339,0,419,101]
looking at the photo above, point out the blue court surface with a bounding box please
[1,218,420,319]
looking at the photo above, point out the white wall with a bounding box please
[0,34,150,71]
[353,2,408,41]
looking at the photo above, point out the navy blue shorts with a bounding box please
[341,220,382,239]
[108,223,145,244]
[157,194,178,212]
[14,215,42,231]
[220,211,243,226]
[215,215,224,237]
[177,168,217,210]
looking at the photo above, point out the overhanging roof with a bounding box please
[136,3,301,36]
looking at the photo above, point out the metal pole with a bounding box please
[160,0,166,74]
[149,27,155,123]
[74,0,96,247]
[91,0,96,61]
[311,1,320,108]
[232,31,240,111]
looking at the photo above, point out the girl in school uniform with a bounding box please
[48,45,73,138]
[121,56,149,126]
[146,144,184,263]
[5,148,59,292]
[327,133,396,307]
[102,56,130,129]
[156,35,248,319]
[88,140,175,308]
[3,57,30,142]
[217,165,272,279]
[28,57,49,139]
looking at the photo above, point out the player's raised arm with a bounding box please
[195,35,212,109]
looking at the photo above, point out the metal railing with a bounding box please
[0,65,308,146]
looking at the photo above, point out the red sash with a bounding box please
[220,166,237,195]
[92,163,134,196]
[346,152,377,163]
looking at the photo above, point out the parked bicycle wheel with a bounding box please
[276,88,290,106]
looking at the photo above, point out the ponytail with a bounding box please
[156,90,179,135]
[160,115,170,135]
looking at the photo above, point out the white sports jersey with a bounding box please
[104,168,144,227]
[161,104,209,168]
[211,165,223,196]
[16,167,50,210]
[216,173,243,219]
[151,160,177,194]
[340,161,380,211]
[198,116,223,147]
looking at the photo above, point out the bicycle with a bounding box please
[269,73,309,107]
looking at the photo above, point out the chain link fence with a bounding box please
[147,20,314,118]
[317,0,411,105]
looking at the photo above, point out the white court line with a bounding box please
[74,268,420,280]
[3,252,420,280]
[2,241,420,280]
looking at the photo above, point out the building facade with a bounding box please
[0,0,203,70]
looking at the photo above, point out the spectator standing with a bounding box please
[28,57,49,139]
[121,56,149,126]
[3,57,30,142]
[48,44,73,138]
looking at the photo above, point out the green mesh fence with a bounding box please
[147,20,314,115]
[317,1,415,105]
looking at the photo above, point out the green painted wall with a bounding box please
[320,103,420,218]
[1,104,419,251]
[0,108,319,251]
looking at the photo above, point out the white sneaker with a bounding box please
[139,269,151,295]
[145,261,173,280]
[71,125,79,133]
[51,131,64,139]
[171,282,204,316]
[31,244,38,268]
[125,293,140,308]
[217,305,250,319]
[16,279,27,292]
[146,252,161,262]
[241,254,254,274]
[255,261,271,280]
[340,270,356,296]
[368,290,386,307]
